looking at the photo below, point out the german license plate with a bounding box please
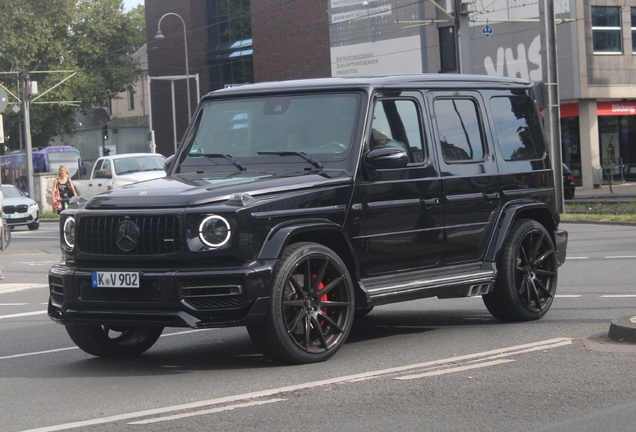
[91,271,140,288]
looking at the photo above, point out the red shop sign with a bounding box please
[597,101,636,116]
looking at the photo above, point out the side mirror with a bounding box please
[164,154,175,174]
[94,170,111,179]
[364,146,409,170]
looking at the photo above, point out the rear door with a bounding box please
[427,91,501,265]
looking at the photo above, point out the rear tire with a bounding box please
[483,219,557,322]
[247,242,354,364]
[65,324,163,358]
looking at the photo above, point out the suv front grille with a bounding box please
[78,215,181,255]
[3,205,28,214]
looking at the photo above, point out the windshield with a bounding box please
[114,155,166,175]
[180,93,361,170]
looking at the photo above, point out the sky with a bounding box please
[122,0,143,11]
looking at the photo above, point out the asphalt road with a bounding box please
[0,222,635,432]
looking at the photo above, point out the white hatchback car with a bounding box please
[1,184,40,230]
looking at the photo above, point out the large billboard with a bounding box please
[327,0,577,99]
[328,0,424,76]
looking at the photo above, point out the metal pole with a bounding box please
[21,69,35,200]
[147,75,156,153]
[540,0,563,213]
[171,80,177,154]
[156,13,191,121]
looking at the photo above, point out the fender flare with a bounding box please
[257,218,357,262]
[484,200,559,263]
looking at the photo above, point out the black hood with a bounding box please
[84,169,351,209]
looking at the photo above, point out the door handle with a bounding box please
[422,198,440,206]
[484,192,500,200]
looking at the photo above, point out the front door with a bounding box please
[354,92,444,278]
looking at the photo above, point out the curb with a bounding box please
[608,316,636,344]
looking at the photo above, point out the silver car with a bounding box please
[1,184,40,230]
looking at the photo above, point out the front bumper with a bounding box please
[554,229,568,267]
[48,261,275,329]
[3,210,38,227]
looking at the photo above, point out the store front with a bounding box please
[560,101,636,184]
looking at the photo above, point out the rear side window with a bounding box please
[434,98,485,162]
[490,96,545,161]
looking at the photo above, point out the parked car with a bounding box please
[1,184,40,230]
[73,153,167,200]
[49,74,568,364]
[563,164,576,199]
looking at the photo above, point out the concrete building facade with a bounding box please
[144,0,636,189]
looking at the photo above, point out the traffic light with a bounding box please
[102,124,108,140]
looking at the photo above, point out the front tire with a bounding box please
[483,219,557,322]
[28,220,40,230]
[65,325,163,358]
[247,242,354,364]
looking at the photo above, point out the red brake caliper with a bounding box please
[313,274,328,327]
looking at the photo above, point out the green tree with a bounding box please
[0,0,145,152]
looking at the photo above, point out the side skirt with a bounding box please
[359,262,497,307]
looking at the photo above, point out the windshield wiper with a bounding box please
[189,153,247,171]
[257,151,323,170]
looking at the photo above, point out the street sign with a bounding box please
[482,24,494,38]
[0,87,8,112]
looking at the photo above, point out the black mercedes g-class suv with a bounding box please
[49,75,567,364]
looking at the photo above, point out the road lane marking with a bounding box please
[22,337,572,432]
[604,256,636,259]
[0,303,27,306]
[601,295,636,298]
[0,329,215,362]
[0,347,77,361]
[0,310,47,320]
[128,399,286,425]
[395,359,514,380]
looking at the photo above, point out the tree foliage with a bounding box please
[0,0,145,152]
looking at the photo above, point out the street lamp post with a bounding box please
[155,12,192,122]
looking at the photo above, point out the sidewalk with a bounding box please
[570,181,636,202]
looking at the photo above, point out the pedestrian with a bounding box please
[52,165,78,213]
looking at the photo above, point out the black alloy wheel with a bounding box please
[248,242,354,364]
[483,219,557,321]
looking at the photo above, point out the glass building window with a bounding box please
[632,7,636,52]
[128,89,135,111]
[207,0,253,91]
[439,26,457,72]
[592,6,622,53]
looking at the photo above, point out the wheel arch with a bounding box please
[485,200,559,264]
[257,219,364,304]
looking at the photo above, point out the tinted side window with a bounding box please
[370,99,425,163]
[490,96,545,161]
[434,98,485,162]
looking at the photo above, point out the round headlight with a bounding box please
[63,217,76,249]
[198,215,231,248]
